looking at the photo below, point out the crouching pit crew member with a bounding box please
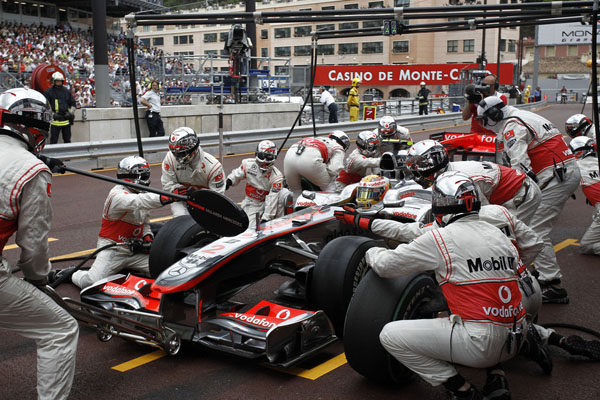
[72,156,176,288]
[378,115,413,154]
[334,130,382,192]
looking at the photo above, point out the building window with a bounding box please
[261,48,269,57]
[567,45,578,56]
[508,40,516,52]
[363,21,382,29]
[174,35,193,45]
[499,39,506,52]
[339,22,359,30]
[395,0,410,6]
[152,37,164,46]
[447,40,458,53]
[322,6,334,10]
[299,8,311,11]
[2,1,18,13]
[317,44,335,55]
[392,40,409,53]
[316,24,335,32]
[274,27,291,38]
[140,38,150,47]
[22,3,38,16]
[261,29,268,39]
[174,51,194,56]
[275,66,289,75]
[143,26,150,32]
[40,4,56,18]
[463,39,475,52]
[204,33,217,43]
[369,1,384,8]
[157,25,164,31]
[546,46,555,57]
[220,49,227,56]
[275,47,291,57]
[294,26,312,37]
[362,41,383,54]
[205,50,217,55]
[220,32,228,42]
[339,43,358,55]
[344,3,358,9]
[294,45,312,56]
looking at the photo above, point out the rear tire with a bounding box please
[149,216,219,278]
[310,236,379,336]
[344,271,438,384]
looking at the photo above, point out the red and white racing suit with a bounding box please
[379,127,413,154]
[161,149,225,217]
[366,214,527,386]
[227,159,289,229]
[446,161,541,225]
[498,107,580,282]
[577,155,600,255]
[334,148,381,192]
[0,135,78,400]
[72,184,164,288]
[283,137,345,193]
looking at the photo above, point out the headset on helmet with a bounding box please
[565,114,593,138]
[378,116,398,139]
[0,87,51,154]
[329,130,350,151]
[569,136,596,159]
[168,127,200,164]
[255,139,277,171]
[476,96,506,127]
[432,171,481,227]
[117,156,151,187]
[356,130,380,156]
[405,139,449,188]
[356,175,390,209]
[52,71,65,82]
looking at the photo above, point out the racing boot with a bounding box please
[444,375,483,400]
[539,279,569,304]
[559,335,600,361]
[519,324,553,375]
[482,367,511,400]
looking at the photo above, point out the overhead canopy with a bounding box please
[47,0,167,18]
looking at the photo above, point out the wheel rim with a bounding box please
[165,333,181,356]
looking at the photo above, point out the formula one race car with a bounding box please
[430,131,500,162]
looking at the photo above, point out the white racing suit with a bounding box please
[366,214,527,386]
[379,127,413,155]
[498,107,581,282]
[227,159,290,229]
[333,148,381,192]
[0,135,78,400]
[447,161,541,225]
[577,155,600,255]
[283,137,345,193]
[161,149,225,217]
[72,185,165,289]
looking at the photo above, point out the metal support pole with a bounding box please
[481,0,487,67]
[592,0,600,173]
[496,27,502,82]
[533,25,540,94]
[92,0,109,107]
[126,27,143,157]
[218,109,224,165]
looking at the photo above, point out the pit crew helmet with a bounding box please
[255,139,277,172]
[432,171,481,227]
[406,139,449,188]
[329,130,350,151]
[117,155,151,187]
[356,130,380,156]
[168,127,200,165]
[476,96,507,128]
[565,114,593,138]
[352,77,361,86]
[569,136,595,159]
[52,71,65,82]
[378,116,397,139]
[0,87,51,155]
[356,174,390,209]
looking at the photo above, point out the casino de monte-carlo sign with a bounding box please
[538,22,599,45]
[314,63,514,86]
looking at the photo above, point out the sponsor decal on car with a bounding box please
[232,313,277,329]
[102,284,137,297]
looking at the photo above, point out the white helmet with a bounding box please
[565,114,593,138]
[117,156,151,187]
[356,130,380,157]
[420,81,426,86]
[52,71,65,82]
[569,136,595,159]
[328,130,350,151]
[378,116,397,139]
[432,171,481,227]
[0,87,51,154]
[255,140,277,172]
[476,96,507,128]
[168,127,200,165]
[406,140,449,188]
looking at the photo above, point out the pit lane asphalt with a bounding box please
[2,104,599,400]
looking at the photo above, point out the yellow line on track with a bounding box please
[111,350,166,372]
[553,238,580,252]
[293,353,348,380]
[3,237,58,251]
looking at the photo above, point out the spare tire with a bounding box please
[148,215,219,278]
[344,271,439,384]
[309,236,379,336]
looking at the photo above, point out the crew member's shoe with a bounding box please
[560,335,600,361]
[447,386,484,400]
[482,372,511,400]
[520,324,553,375]
[48,265,78,287]
[539,279,569,304]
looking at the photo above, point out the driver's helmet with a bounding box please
[565,114,593,138]
[255,139,277,172]
[405,140,449,188]
[168,127,200,165]
[329,130,350,151]
[569,136,595,159]
[117,155,151,187]
[0,87,52,155]
[378,116,397,139]
[432,171,481,227]
[356,174,390,209]
[356,130,380,156]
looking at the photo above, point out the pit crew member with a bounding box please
[347,78,360,122]
[283,131,349,193]
[72,156,175,288]
[0,87,78,399]
[477,96,580,304]
[565,113,597,144]
[462,74,507,135]
[226,140,291,228]
[161,127,225,217]
[334,130,382,192]
[378,115,413,154]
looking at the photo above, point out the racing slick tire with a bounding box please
[310,236,379,336]
[344,271,439,384]
[149,215,219,278]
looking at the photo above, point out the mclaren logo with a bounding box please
[467,256,515,273]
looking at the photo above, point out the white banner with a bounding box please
[538,23,599,45]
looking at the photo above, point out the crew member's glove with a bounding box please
[334,205,375,230]
[130,234,153,254]
[160,195,175,205]
[226,178,233,190]
[142,234,153,253]
[38,155,67,174]
[173,186,188,197]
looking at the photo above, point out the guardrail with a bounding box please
[43,101,546,170]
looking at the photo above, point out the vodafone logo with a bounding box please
[233,313,276,329]
[498,285,512,304]
[102,285,136,296]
